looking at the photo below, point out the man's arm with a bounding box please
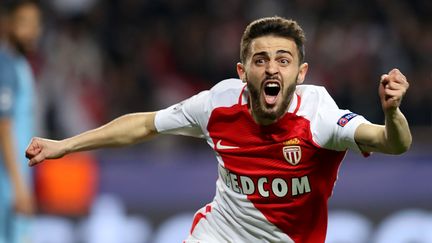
[0,119,34,215]
[26,112,158,166]
[354,69,412,154]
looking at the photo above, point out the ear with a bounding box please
[236,62,247,83]
[296,62,309,85]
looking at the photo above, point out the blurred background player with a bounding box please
[0,1,41,242]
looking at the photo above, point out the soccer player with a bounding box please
[0,1,41,242]
[25,17,411,242]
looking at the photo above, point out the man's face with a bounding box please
[237,35,308,125]
[9,3,41,54]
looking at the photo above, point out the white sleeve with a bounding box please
[311,88,371,152]
[154,90,210,138]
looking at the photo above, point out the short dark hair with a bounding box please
[240,16,306,64]
[2,0,39,15]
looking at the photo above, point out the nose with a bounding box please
[265,60,279,76]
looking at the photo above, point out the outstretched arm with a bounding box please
[26,112,158,166]
[354,69,412,154]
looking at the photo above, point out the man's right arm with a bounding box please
[26,112,158,166]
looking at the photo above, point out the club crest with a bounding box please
[283,145,302,165]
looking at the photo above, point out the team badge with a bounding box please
[283,145,302,165]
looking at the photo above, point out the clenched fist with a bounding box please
[25,138,66,166]
[379,68,409,113]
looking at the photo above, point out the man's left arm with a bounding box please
[354,69,412,154]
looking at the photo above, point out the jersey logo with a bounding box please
[283,137,300,146]
[337,112,358,127]
[216,140,239,150]
[283,146,302,165]
[0,88,13,112]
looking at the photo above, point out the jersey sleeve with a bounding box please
[154,90,210,138]
[0,56,15,117]
[311,87,371,153]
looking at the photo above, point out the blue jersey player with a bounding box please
[0,1,41,242]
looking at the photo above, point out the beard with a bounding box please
[246,74,297,123]
[9,35,33,56]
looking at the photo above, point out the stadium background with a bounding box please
[5,0,432,242]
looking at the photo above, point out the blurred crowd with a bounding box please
[10,0,432,137]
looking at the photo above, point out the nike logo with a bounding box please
[215,140,239,150]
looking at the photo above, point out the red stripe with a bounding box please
[238,84,247,105]
[293,94,301,114]
[190,205,212,234]
[205,205,211,213]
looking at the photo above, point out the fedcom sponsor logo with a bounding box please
[219,165,311,198]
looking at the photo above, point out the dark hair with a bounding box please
[240,16,306,64]
[2,0,39,15]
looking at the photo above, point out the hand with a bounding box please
[379,68,409,113]
[25,137,66,166]
[14,181,35,216]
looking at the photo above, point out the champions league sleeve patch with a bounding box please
[337,112,358,127]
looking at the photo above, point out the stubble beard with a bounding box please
[9,35,31,56]
[247,75,297,124]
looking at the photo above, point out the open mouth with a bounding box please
[263,81,281,105]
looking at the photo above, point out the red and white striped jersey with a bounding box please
[155,78,370,243]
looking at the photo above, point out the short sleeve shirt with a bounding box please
[155,78,370,243]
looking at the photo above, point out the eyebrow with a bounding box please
[252,50,294,58]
